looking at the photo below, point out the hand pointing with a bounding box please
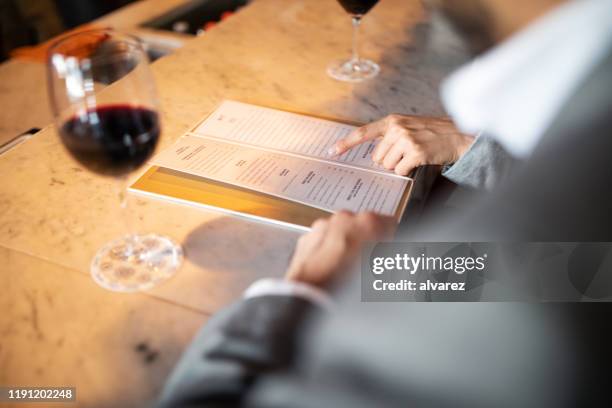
[330,114,475,176]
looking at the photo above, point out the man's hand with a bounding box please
[286,211,396,289]
[330,114,474,176]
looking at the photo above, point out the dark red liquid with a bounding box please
[59,105,160,176]
[337,0,379,15]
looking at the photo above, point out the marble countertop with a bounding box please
[0,60,53,147]
[0,247,205,408]
[0,0,468,406]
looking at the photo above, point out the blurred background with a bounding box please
[0,0,135,61]
[0,0,253,62]
[0,0,256,144]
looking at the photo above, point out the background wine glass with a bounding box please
[47,29,183,292]
[328,0,380,82]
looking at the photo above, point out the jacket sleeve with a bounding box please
[156,295,319,408]
[442,135,520,190]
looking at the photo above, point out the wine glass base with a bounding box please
[90,233,183,292]
[327,58,380,82]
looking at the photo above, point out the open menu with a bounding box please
[130,101,415,230]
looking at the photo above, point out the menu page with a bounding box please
[192,100,386,172]
[152,135,408,216]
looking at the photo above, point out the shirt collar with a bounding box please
[441,0,612,158]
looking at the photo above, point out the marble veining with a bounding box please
[0,247,206,408]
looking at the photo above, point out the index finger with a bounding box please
[329,118,387,156]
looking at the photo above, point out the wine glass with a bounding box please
[328,0,380,82]
[47,29,183,292]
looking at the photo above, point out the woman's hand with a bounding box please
[330,114,475,176]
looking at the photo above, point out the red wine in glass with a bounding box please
[59,105,160,177]
[48,29,182,292]
[337,0,379,15]
[328,0,381,82]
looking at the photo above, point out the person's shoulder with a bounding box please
[545,49,612,141]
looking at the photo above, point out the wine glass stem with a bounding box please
[117,176,136,251]
[351,15,362,63]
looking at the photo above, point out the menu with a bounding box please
[131,101,413,228]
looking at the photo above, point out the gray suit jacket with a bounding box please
[157,51,612,408]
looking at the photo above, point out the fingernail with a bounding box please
[327,146,338,156]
